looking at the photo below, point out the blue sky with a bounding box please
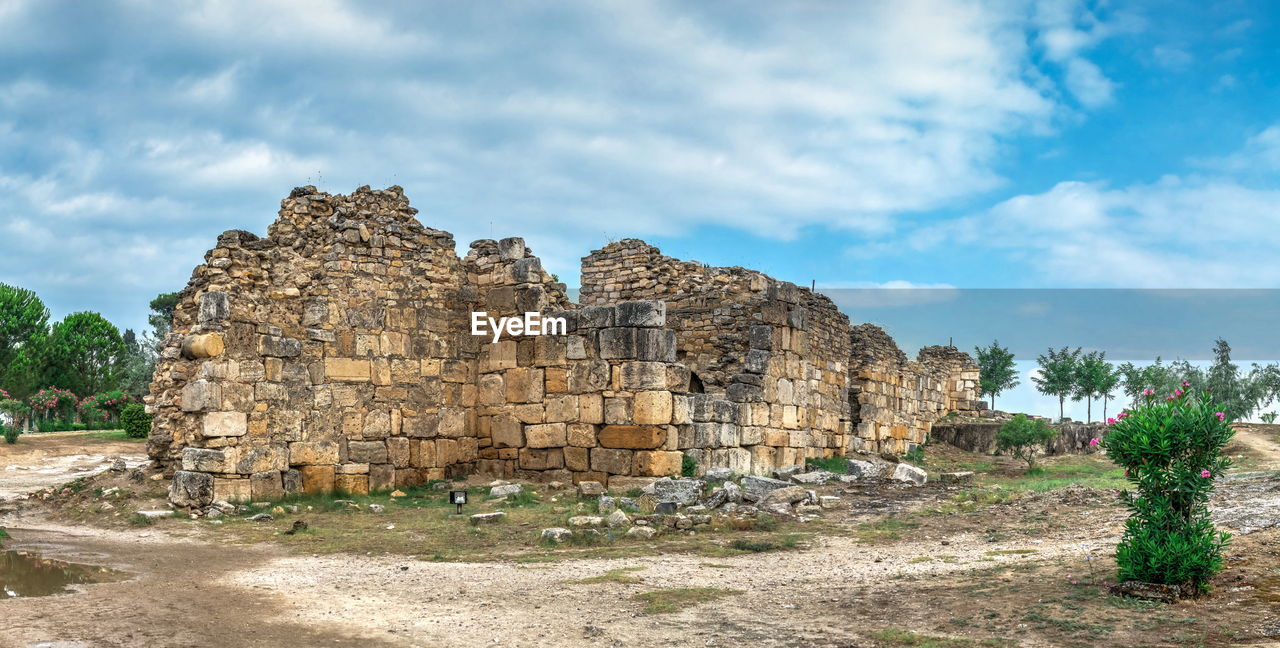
[1,1,1278,417]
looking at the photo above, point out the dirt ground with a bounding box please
[1,429,1278,648]
[0,431,148,500]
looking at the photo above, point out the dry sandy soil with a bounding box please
[1,429,1278,648]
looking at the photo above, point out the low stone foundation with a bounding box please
[930,421,1108,456]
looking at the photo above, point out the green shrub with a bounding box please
[1262,412,1278,424]
[681,454,697,477]
[804,456,849,474]
[995,414,1058,469]
[1103,388,1232,595]
[120,403,151,439]
[904,443,926,464]
[1,423,17,444]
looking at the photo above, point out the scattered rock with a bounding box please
[470,512,506,525]
[846,460,884,479]
[489,484,523,499]
[541,527,572,543]
[367,504,386,513]
[577,481,606,497]
[652,478,704,505]
[1109,581,1190,603]
[247,513,273,522]
[568,515,603,528]
[390,490,407,497]
[741,475,792,502]
[819,496,841,509]
[891,463,928,486]
[597,496,617,515]
[790,471,835,485]
[757,485,809,514]
[110,458,127,472]
[626,526,657,539]
[939,471,974,484]
[136,509,173,520]
[704,467,733,481]
[284,520,309,535]
[605,510,631,528]
[655,502,678,515]
[772,465,805,480]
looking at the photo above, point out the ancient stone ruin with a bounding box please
[147,186,981,507]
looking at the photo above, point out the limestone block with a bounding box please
[590,448,632,475]
[289,441,340,465]
[634,329,677,362]
[525,423,568,448]
[369,464,395,492]
[283,469,303,494]
[182,447,234,473]
[579,393,603,424]
[349,440,389,464]
[181,380,222,413]
[213,477,251,503]
[497,236,525,260]
[544,395,578,423]
[411,439,438,468]
[258,335,301,358]
[505,367,544,403]
[169,470,214,508]
[620,362,666,391]
[203,411,247,437]
[362,409,391,438]
[478,374,504,405]
[577,305,614,328]
[564,446,590,471]
[436,438,459,466]
[236,445,288,474]
[325,358,371,382]
[181,333,225,359]
[604,397,631,425]
[386,437,411,468]
[616,300,666,327]
[300,465,335,493]
[250,471,284,500]
[519,448,563,470]
[633,391,672,425]
[335,474,370,494]
[633,451,681,477]
[568,360,609,393]
[567,423,597,447]
[598,425,665,450]
[198,291,230,324]
[490,414,523,448]
[404,414,439,438]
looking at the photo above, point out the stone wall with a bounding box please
[151,187,980,507]
[930,421,1108,456]
[846,325,982,455]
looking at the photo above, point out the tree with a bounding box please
[145,292,180,353]
[0,284,50,400]
[974,340,1019,410]
[42,312,127,395]
[996,414,1059,470]
[1072,351,1110,423]
[120,328,154,396]
[1032,346,1081,422]
[1098,361,1122,420]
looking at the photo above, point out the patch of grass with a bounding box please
[855,516,920,543]
[870,628,1013,647]
[128,512,156,526]
[928,488,1022,515]
[85,430,145,442]
[728,534,802,553]
[1022,610,1114,639]
[499,488,540,508]
[804,456,849,474]
[565,566,646,584]
[981,457,1127,492]
[634,587,742,614]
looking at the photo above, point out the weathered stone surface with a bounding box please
[704,467,733,481]
[652,478,703,505]
[182,448,231,473]
[490,483,523,498]
[938,471,974,483]
[597,425,665,450]
[577,481,606,497]
[790,471,835,485]
[203,411,247,437]
[741,475,792,502]
[568,515,603,528]
[290,441,340,465]
[590,448,632,475]
[181,333,225,360]
[626,525,657,539]
[541,527,572,543]
[170,470,213,508]
[470,512,507,525]
[891,463,928,485]
[846,460,884,479]
[605,509,630,528]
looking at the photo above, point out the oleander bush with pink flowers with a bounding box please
[1102,385,1234,595]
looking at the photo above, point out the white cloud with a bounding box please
[850,125,1280,288]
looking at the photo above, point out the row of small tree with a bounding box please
[974,338,1279,423]
[0,282,178,428]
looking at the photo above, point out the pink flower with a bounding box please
[1174,389,1184,397]
[1182,381,1191,387]
[1089,438,1101,446]
[1214,412,1225,422]
[1143,388,1155,396]
[1200,470,1211,478]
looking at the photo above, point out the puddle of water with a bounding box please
[0,550,126,598]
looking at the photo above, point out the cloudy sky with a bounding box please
[1,0,1277,356]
